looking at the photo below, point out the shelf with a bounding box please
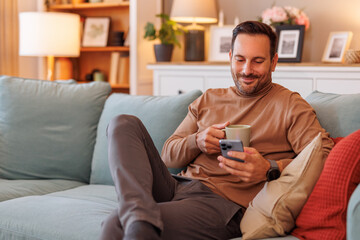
[111,83,129,89]
[49,2,129,10]
[81,46,129,52]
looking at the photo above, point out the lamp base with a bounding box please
[47,55,55,81]
[184,29,205,61]
[56,57,74,80]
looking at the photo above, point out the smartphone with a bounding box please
[219,139,244,162]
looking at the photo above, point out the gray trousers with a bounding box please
[100,115,243,240]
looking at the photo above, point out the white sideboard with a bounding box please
[148,62,360,97]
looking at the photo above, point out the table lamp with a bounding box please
[170,0,217,61]
[19,12,80,81]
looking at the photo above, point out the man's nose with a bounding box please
[242,62,253,75]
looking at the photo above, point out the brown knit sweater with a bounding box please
[161,83,334,207]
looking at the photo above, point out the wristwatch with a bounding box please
[266,160,281,181]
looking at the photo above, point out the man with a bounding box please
[101,21,333,240]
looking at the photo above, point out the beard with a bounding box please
[230,67,272,95]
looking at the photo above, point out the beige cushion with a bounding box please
[240,133,324,239]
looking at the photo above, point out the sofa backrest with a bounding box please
[305,91,360,138]
[89,90,203,185]
[0,76,111,183]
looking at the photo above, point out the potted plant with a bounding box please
[144,14,184,62]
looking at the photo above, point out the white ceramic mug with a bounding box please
[223,125,251,147]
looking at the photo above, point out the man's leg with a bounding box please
[99,209,124,240]
[159,179,243,240]
[101,114,177,239]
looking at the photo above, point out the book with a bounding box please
[117,54,129,85]
[109,52,120,85]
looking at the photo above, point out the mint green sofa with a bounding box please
[0,75,358,240]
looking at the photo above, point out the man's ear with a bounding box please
[271,53,278,72]
[229,50,232,61]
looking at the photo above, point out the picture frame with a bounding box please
[322,31,353,63]
[276,25,305,63]
[208,25,235,62]
[82,17,110,47]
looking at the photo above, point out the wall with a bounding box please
[164,0,360,63]
[17,0,41,79]
[132,0,162,95]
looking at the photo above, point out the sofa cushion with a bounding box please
[90,90,203,185]
[305,91,360,138]
[0,76,111,183]
[0,185,117,240]
[0,179,85,202]
[292,130,360,240]
[240,133,324,239]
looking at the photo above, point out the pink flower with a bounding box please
[260,6,310,31]
[295,12,310,30]
[271,6,288,22]
[284,6,300,18]
[262,6,288,24]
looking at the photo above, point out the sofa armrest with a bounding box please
[347,184,360,240]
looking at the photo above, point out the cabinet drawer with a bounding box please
[317,79,360,94]
[273,78,313,98]
[205,76,234,89]
[159,76,204,96]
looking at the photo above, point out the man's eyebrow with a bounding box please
[254,56,266,60]
[233,54,244,58]
[233,55,266,60]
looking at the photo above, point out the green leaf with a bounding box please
[143,14,185,48]
[143,22,157,40]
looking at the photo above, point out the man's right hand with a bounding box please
[196,122,230,154]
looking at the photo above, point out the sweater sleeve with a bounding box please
[280,92,334,169]
[161,103,202,168]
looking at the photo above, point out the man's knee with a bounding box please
[107,114,141,137]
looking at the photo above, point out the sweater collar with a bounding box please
[231,80,273,98]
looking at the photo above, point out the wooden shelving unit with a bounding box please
[48,2,129,10]
[80,46,129,52]
[48,1,130,93]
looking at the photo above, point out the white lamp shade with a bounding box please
[19,12,80,57]
[170,0,217,24]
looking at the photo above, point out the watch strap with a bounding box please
[269,159,279,169]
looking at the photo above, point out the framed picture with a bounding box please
[322,32,353,63]
[82,17,110,47]
[276,25,305,62]
[208,25,235,62]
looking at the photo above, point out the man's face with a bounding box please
[229,34,278,95]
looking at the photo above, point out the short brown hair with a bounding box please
[231,21,278,59]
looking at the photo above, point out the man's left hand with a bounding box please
[217,147,270,183]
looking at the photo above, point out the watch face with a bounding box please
[267,169,281,181]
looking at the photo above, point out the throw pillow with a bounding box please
[89,90,203,185]
[0,76,111,182]
[240,133,324,239]
[305,91,360,138]
[292,130,360,240]
[331,137,344,145]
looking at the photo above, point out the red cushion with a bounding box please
[292,130,360,240]
[331,137,344,145]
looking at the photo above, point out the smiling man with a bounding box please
[230,32,278,95]
[101,21,333,240]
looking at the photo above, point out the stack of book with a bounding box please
[109,52,129,86]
